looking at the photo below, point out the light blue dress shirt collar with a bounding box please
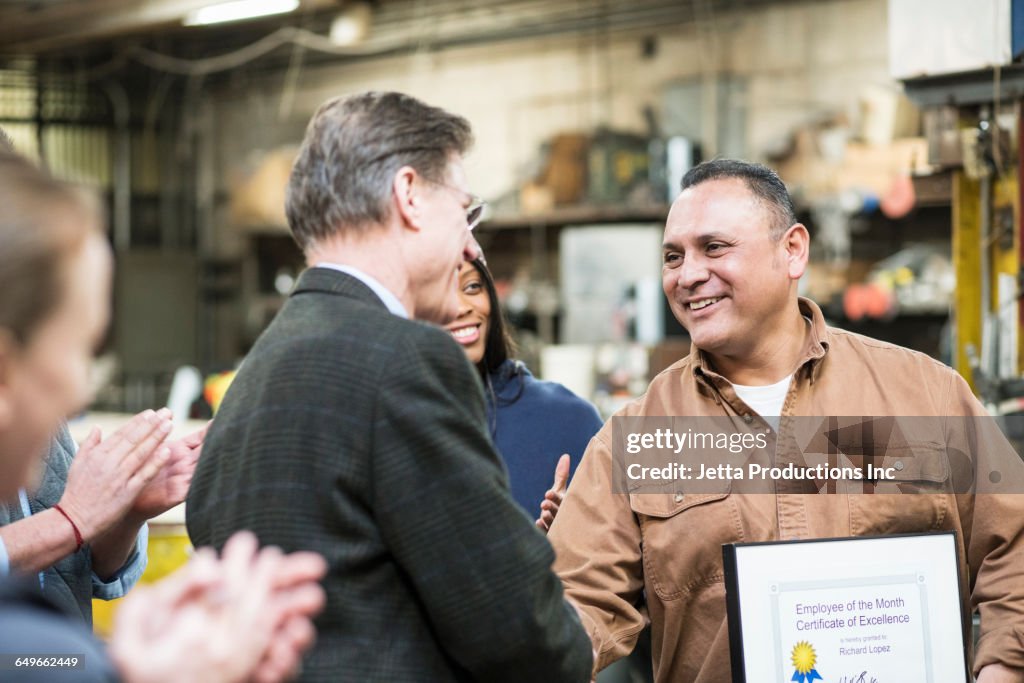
[314,263,409,319]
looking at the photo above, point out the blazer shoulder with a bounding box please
[389,317,470,362]
[373,319,484,403]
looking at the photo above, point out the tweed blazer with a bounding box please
[186,268,592,682]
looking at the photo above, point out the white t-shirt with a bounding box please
[731,374,793,426]
[729,317,809,424]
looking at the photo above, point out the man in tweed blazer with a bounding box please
[186,92,593,682]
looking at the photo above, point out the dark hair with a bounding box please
[0,153,101,344]
[680,158,796,240]
[468,257,525,422]
[286,91,473,251]
[469,257,516,375]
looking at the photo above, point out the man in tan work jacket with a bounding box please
[548,158,1024,683]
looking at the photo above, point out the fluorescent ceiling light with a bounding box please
[329,1,372,46]
[184,0,300,26]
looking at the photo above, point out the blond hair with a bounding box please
[0,153,103,343]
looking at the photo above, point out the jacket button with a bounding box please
[743,415,753,424]
[674,492,684,503]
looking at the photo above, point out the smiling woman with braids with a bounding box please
[445,257,604,530]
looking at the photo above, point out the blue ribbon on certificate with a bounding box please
[790,640,824,682]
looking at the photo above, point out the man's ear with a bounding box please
[392,165,424,232]
[783,223,810,280]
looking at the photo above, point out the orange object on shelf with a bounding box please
[203,370,237,414]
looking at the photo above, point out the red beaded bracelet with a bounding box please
[53,504,84,552]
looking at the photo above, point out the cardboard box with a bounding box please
[229,147,296,233]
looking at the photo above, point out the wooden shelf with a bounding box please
[481,203,670,230]
[912,171,953,208]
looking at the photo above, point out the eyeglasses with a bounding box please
[465,196,486,231]
[428,180,487,231]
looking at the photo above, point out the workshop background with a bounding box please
[1,0,1006,414]
[0,0,1020,668]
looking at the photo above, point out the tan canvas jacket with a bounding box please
[549,297,1024,682]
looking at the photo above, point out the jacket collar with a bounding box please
[290,267,389,311]
[692,296,830,391]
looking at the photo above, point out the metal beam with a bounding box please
[0,0,337,54]
[902,65,1024,108]
[0,0,832,57]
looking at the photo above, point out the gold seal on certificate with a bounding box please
[723,532,968,683]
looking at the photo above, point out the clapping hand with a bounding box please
[110,531,327,683]
[129,421,209,521]
[59,409,173,540]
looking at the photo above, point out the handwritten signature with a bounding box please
[838,673,878,683]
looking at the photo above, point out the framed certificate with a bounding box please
[723,532,968,683]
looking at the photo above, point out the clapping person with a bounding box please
[0,413,207,624]
[0,150,326,682]
[0,127,210,624]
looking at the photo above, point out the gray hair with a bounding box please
[680,159,797,240]
[285,91,473,251]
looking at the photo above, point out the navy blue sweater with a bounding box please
[485,360,604,514]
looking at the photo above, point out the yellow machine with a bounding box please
[950,111,1023,409]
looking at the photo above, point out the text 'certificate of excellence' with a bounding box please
[723,532,968,683]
